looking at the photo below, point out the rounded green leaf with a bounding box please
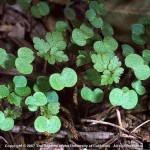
[84,69,101,86]
[94,37,118,53]
[34,116,47,132]
[131,34,147,45]
[91,17,103,28]
[56,21,68,32]
[97,3,107,15]
[91,88,104,103]
[80,24,94,39]
[37,2,50,16]
[0,118,14,131]
[0,85,9,99]
[81,87,93,101]
[46,116,61,133]
[34,76,51,92]
[61,68,77,87]
[28,105,38,112]
[125,54,144,68]
[34,92,47,106]
[64,7,75,20]
[5,54,16,69]
[15,58,33,74]
[89,1,98,12]
[72,29,86,46]
[133,65,150,80]
[25,96,36,106]
[46,91,59,103]
[0,111,5,124]
[18,47,34,63]
[131,80,145,95]
[109,88,124,106]
[101,22,114,37]
[142,49,150,65]
[122,90,138,109]
[15,87,31,97]
[49,74,64,91]
[81,87,103,103]
[31,6,41,18]
[49,68,77,91]
[85,9,96,21]
[131,24,145,35]
[122,44,134,57]
[0,48,8,67]
[13,76,27,87]
[122,87,129,93]
[31,2,49,18]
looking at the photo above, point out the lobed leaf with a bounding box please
[81,86,104,103]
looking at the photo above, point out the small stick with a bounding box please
[0,136,8,144]
[81,119,129,133]
[116,108,123,128]
[11,126,115,140]
[131,119,150,133]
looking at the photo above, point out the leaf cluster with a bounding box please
[125,54,150,80]
[0,48,15,69]
[0,111,14,131]
[81,86,104,103]
[109,87,138,109]
[33,30,68,64]
[31,2,50,18]
[49,68,77,91]
[72,23,94,46]
[15,47,34,74]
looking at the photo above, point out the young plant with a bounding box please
[31,2,50,18]
[15,47,35,74]
[49,67,77,91]
[125,54,150,80]
[109,87,138,109]
[81,86,104,103]
[33,30,68,65]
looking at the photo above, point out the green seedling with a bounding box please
[81,86,104,103]
[49,68,77,91]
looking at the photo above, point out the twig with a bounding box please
[131,119,150,133]
[116,108,122,128]
[11,126,115,140]
[0,136,8,144]
[79,131,115,140]
[116,107,123,136]
[81,119,129,133]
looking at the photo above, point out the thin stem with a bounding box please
[131,119,150,133]
[81,119,129,133]
[43,60,47,73]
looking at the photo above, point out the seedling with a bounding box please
[49,68,77,91]
[109,87,138,109]
[31,2,50,18]
[15,47,34,74]
[64,6,76,20]
[81,86,104,103]
[33,30,68,65]
[72,23,94,46]
[125,54,150,80]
